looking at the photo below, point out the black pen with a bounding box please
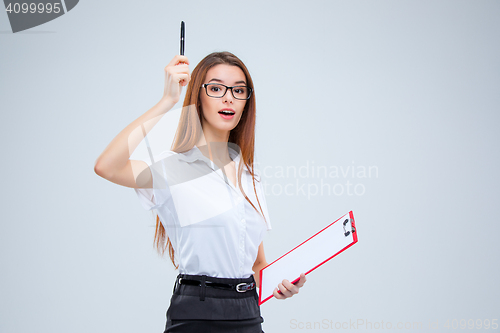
[180,21,185,55]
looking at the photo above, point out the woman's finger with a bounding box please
[282,279,300,295]
[165,64,190,82]
[277,282,293,298]
[167,63,189,73]
[164,64,189,77]
[296,273,307,287]
[167,55,189,67]
[273,287,286,299]
[177,73,190,86]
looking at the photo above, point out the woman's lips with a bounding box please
[218,110,235,119]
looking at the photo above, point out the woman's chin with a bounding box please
[218,125,237,133]
[214,121,237,131]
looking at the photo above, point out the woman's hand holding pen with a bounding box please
[273,273,307,300]
[163,55,191,104]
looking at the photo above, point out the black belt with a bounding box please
[176,275,256,294]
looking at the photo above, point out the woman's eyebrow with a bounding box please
[208,78,247,85]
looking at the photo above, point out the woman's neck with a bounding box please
[196,138,232,165]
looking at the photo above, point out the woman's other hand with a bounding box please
[273,273,307,300]
[163,55,190,104]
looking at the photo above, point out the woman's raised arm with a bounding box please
[94,55,190,189]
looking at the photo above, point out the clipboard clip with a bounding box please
[343,219,356,237]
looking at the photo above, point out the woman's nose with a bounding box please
[223,88,234,103]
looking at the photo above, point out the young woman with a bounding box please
[94,51,307,332]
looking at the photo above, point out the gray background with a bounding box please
[1,0,499,332]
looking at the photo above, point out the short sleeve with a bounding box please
[133,150,174,211]
[254,168,272,231]
[134,187,156,211]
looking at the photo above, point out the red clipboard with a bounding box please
[258,211,358,305]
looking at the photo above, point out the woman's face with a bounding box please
[199,64,248,136]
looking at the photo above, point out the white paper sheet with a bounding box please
[259,211,357,305]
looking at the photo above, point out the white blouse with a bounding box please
[134,144,272,279]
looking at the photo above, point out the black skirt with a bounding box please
[164,273,265,333]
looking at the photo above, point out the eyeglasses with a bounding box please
[201,83,252,100]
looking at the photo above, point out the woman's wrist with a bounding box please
[156,96,178,113]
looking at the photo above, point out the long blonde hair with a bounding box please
[153,51,267,268]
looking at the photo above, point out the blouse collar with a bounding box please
[176,143,246,172]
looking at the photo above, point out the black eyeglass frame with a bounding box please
[201,83,253,100]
